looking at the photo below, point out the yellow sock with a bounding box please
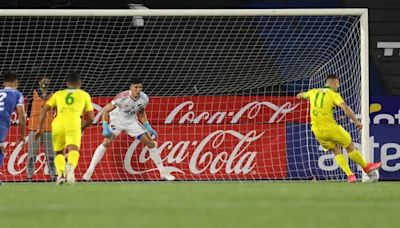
[335,154,354,176]
[67,150,80,169]
[55,154,66,176]
[348,149,367,168]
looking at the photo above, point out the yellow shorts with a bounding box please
[51,119,81,151]
[312,125,352,150]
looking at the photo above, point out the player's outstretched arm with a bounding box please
[16,105,26,143]
[296,92,309,100]
[35,104,51,140]
[138,108,157,138]
[338,102,362,129]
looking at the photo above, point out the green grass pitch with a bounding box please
[0,182,399,228]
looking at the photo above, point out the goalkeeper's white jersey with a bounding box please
[109,91,149,121]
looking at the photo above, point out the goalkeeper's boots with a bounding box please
[82,170,93,182]
[56,175,65,185]
[347,174,357,184]
[160,171,176,181]
[65,163,76,185]
[363,162,381,175]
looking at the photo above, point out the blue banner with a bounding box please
[285,123,400,180]
[370,96,400,125]
[370,125,400,180]
[286,123,358,180]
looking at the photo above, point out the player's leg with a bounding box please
[0,143,4,185]
[335,126,381,175]
[0,144,3,185]
[346,143,381,174]
[43,132,57,181]
[64,144,79,184]
[0,144,4,168]
[64,126,83,184]
[331,145,356,183]
[27,130,40,181]
[0,123,10,185]
[54,150,66,185]
[126,120,175,181]
[82,135,115,181]
[82,120,122,181]
[0,123,9,169]
[0,145,4,167]
[52,121,67,184]
[313,128,355,183]
[140,134,175,181]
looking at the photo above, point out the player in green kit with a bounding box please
[297,74,381,183]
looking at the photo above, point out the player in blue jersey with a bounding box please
[0,71,26,184]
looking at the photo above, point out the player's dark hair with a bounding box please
[3,71,18,82]
[130,78,143,85]
[67,72,81,83]
[326,74,339,80]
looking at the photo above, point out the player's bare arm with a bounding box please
[16,105,26,143]
[137,107,148,123]
[338,102,362,129]
[296,92,308,100]
[100,103,116,138]
[101,103,116,122]
[138,107,157,138]
[82,110,95,131]
[35,104,51,140]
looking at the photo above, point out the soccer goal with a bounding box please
[0,9,369,182]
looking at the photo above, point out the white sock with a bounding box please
[149,147,165,172]
[83,144,107,180]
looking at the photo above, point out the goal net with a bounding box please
[0,9,369,182]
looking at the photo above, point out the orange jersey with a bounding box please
[28,90,54,131]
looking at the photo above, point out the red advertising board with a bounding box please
[2,96,308,181]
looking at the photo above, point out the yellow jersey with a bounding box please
[46,88,94,126]
[304,87,344,128]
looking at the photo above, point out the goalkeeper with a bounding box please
[297,74,381,183]
[83,78,175,181]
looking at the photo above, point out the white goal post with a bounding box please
[0,9,370,182]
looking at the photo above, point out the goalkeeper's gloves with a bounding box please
[102,121,112,137]
[143,121,157,138]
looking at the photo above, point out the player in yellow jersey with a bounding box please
[35,72,94,185]
[297,74,381,183]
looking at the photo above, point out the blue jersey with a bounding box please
[0,87,24,142]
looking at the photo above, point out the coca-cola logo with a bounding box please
[3,137,52,176]
[124,130,263,175]
[164,101,300,124]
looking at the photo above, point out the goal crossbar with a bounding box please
[0,9,368,17]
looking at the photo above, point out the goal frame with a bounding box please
[0,8,370,181]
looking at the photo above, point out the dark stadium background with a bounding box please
[0,0,399,96]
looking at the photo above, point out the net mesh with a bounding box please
[0,13,362,182]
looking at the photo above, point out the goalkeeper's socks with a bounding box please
[83,144,107,180]
[149,147,164,171]
[348,149,367,168]
[89,145,106,171]
[335,154,354,176]
[67,150,80,169]
[55,154,66,176]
